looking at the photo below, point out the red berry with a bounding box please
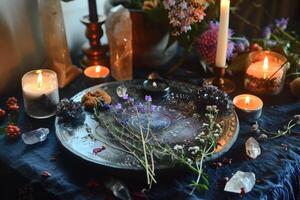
[8,104,19,111]
[0,109,5,120]
[6,97,18,107]
[5,124,20,139]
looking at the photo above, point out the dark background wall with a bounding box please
[231,0,300,37]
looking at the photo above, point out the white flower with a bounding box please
[173,144,184,151]
[186,158,193,164]
[202,123,209,127]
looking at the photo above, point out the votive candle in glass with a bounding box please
[22,69,59,119]
[244,51,289,95]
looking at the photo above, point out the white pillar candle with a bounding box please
[22,69,59,119]
[215,0,230,68]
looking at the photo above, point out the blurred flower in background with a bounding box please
[194,21,235,65]
[163,0,212,36]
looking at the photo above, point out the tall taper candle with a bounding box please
[215,0,230,68]
[88,0,98,22]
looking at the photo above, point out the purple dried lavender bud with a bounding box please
[123,93,129,100]
[275,18,289,30]
[115,103,122,110]
[262,25,272,39]
[145,95,152,102]
[150,105,157,112]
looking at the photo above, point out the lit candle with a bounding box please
[143,80,170,98]
[22,69,60,119]
[215,0,230,68]
[245,51,288,95]
[84,65,110,79]
[233,94,263,122]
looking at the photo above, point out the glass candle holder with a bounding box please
[244,51,289,95]
[22,69,59,119]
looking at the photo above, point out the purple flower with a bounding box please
[151,105,157,112]
[275,18,289,30]
[194,21,235,65]
[234,37,249,53]
[115,103,122,110]
[145,95,152,102]
[262,25,272,39]
[123,93,129,100]
[137,102,146,113]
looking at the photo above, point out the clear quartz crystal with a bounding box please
[245,137,261,159]
[224,171,256,193]
[105,178,131,200]
[116,85,127,98]
[21,128,50,145]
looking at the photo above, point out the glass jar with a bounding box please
[244,51,289,95]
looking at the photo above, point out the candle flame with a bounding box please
[95,66,101,73]
[245,96,250,105]
[263,57,269,79]
[36,70,43,89]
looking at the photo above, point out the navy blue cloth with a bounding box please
[1,75,300,200]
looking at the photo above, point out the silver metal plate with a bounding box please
[55,80,239,170]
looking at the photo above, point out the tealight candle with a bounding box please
[233,94,263,122]
[22,69,59,119]
[143,79,170,98]
[84,65,110,86]
[244,51,289,95]
[84,65,110,78]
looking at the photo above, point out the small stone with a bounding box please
[21,128,49,145]
[245,137,261,159]
[224,171,256,193]
[116,85,128,98]
[258,134,268,139]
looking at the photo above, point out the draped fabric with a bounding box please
[0,76,300,200]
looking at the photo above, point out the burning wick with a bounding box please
[95,65,101,73]
[36,70,43,89]
[152,82,157,88]
[263,57,269,79]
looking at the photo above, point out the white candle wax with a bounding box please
[22,69,59,119]
[215,0,230,68]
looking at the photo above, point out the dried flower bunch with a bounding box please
[162,0,212,36]
[89,88,225,194]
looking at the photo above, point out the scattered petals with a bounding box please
[41,170,51,178]
[93,146,106,155]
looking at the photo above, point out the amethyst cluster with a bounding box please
[197,85,234,116]
[56,98,85,126]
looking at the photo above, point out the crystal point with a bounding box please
[245,137,261,159]
[224,171,256,193]
[22,128,50,145]
[116,85,128,98]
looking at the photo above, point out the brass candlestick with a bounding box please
[206,65,236,94]
[80,15,108,68]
